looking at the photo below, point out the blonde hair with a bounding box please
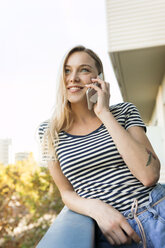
[43,45,104,160]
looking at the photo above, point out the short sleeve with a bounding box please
[125,103,146,132]
[37,121,56,165]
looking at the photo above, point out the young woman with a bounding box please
[37,45,165,248]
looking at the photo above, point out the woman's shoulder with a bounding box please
[110,102,136,114]
[38,120,50,129]
[37,120,50,139]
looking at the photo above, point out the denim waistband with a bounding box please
[122,183,165,218]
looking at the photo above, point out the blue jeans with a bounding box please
[36,206,95,248]
[95,183,165,248]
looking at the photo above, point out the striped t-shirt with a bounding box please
[38,102,154,211]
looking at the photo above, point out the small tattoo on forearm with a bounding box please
[146,152,152,166]
[146,148,156,166]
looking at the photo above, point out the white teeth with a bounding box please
[69,87,81,90]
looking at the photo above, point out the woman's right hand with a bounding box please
[93,200,141,246]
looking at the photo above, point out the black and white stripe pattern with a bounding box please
[38,102,153,211]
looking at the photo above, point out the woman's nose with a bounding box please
[69,73,80,82]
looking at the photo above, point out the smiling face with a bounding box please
[64,51,99,104]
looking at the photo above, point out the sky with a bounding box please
[0,0,122,161]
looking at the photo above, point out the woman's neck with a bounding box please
[70,102,96,124]
[66,102,102,135]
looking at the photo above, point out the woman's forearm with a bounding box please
[98,109,160,186]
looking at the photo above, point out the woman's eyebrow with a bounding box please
[65,64,93,69]
[79,64,93,68]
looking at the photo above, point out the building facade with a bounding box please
[106,0,165,182]
[0,139,12,165]
[15,152,30,162]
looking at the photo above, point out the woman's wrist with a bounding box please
[97,107,112,124]
[88,198,112,221]
[87,198,105,219]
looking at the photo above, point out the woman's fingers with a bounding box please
[105,234,115,245]
[91,77,109,92]
[109,231,124,245]
[114,228,131,244]
[85,81,110,97]
[121,222,141,244]
[104,226,139,246]
[101,228,121,245]
[85,78,110,117]
[102,228,132,246]
[85,83,101,91]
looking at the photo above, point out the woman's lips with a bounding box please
[67,85,85,93]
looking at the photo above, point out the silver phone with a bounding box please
[86,73,103,110]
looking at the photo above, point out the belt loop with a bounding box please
[146,204,158,219]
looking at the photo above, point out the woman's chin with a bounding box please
[68,96,87,105]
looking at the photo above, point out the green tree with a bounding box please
[0,153,63,248]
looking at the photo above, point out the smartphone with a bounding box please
[86,73,103,110]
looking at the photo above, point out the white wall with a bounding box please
[148,74,165,183]
[106,0,165,51]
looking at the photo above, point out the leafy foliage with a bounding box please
[0,153,64,248]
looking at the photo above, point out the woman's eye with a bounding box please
[81,68,89,72]
[65,68,70,74]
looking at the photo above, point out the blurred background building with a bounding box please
[15,152,30,162]
[106,0,165,182]
[0,138,31,165]
[0,138,13,165]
